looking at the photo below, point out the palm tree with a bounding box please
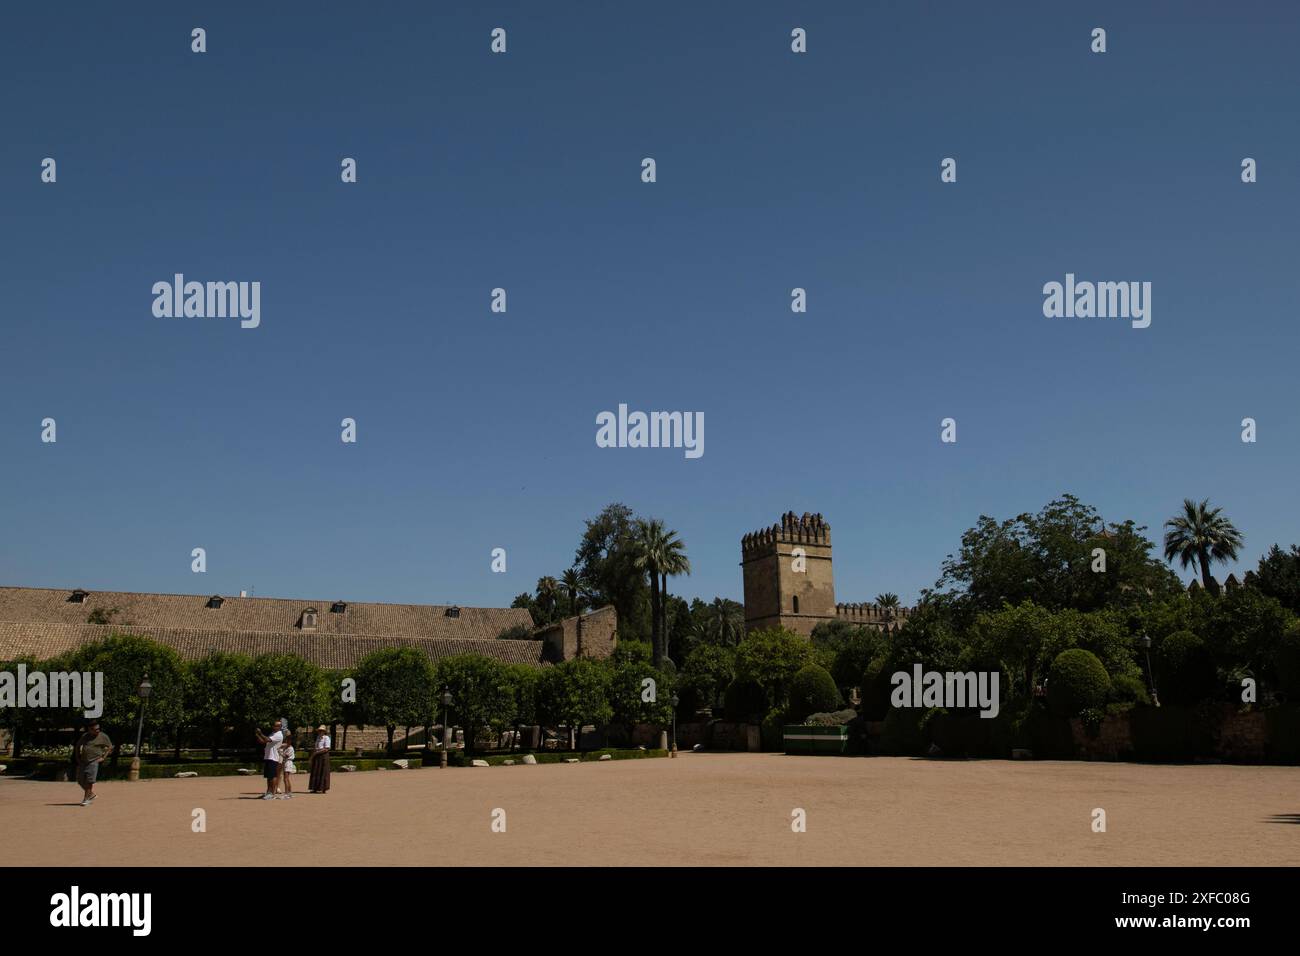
[708,597,743,646]
[631,520,690,667]
[536,576,561,624]
[659,532,691,662]
[1163,498,1244,595]
[561,567,585,618]
[631,520,670,666]
[875,592,901,622]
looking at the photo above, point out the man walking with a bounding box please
[254,719,284,800]
[74,720,113,807]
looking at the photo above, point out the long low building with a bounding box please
[0,586,617,670]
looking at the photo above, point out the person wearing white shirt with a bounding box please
[254,720,284,800]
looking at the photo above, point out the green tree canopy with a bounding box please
[536,658,613,748]
[734,627,810,712]
[351,647,436,751]
[66,633,186,746]
[184,652,253,755]
[435,654,516,753]
[240,653,332,738]
[933,494,1181,622]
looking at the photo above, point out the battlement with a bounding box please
[836,602,914,625]
[741,511,831,558]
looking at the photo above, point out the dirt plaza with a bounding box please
[1,753,1296,867]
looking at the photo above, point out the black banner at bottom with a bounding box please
[0,866,1284,940]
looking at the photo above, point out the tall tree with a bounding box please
[1163,498,1244,595]
[659,528,691,662]
[573,503,652,642]
[707,597,744,647]
[561,567,585,618]
[632,518,671,667]
[1251,544,1300,613]
[535,576,561,624]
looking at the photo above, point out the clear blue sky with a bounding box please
[3,1,1298,609]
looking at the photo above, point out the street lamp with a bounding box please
[1141,634,1160,707]
[670,692,679,758]
[440,688,453,768]
[127,673,153,782]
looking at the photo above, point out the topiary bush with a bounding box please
[1157,630,1218,706]
[723,679,768,722]
[858,654,895,721]
[1109,673,1151,707]
[786,664,841,723]
[1047,649,1112,718]
[804,709,858,727]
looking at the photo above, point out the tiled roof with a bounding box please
[0,622,550,670]
[0,586,546,669]
[0,586,532,641]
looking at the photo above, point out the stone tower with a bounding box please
[740,511,835,637]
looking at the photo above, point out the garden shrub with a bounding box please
[786,664,841,722]
[760,709,786,751]
[858,654,895,721]
[1157,631,1217,706]
[1276,623,1300,700]
[879,706,928,756]
[1047,649,1112,718]
[803,708,859,726]
[1109,673,1151,707]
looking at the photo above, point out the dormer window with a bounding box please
[330,601,347,614]
[300,608,319,630]
[68,589,88,604]
[445,606,460,619]
[206,595,224,609]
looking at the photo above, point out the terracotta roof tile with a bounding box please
[0,586,545,669]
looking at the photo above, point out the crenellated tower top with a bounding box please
[741,511,831,559]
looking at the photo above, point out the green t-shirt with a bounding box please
[76,732,112,765]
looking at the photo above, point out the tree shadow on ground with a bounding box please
[1265,813,1300,824]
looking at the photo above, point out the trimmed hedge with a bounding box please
[13,748,670,779]
[786,665,841,723]
[1047,649,1111,717]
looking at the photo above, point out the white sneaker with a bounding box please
[261,793,275,800]
[80,799,90,807]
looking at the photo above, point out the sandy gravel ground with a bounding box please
[1,753,1296,866]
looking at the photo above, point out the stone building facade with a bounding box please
[741,511,913,637]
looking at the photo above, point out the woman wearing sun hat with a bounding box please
[309,725,332,793]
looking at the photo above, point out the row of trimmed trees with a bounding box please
[0,635,679,759]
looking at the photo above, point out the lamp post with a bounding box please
[127,673,153,782]
[1141,634,1160,707]
[440,688,452,768]
[670,692,679,758]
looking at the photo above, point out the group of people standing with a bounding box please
[68,717,334,805]
[255,719,332,798]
